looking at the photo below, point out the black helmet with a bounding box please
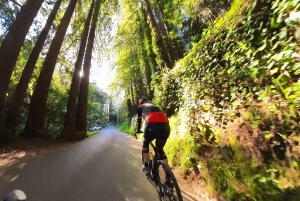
[139,97,149,105]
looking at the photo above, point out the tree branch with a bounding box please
[9,0,22,7]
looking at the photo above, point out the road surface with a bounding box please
[0,125,196,201]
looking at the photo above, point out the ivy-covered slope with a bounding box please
[156,0,300,200]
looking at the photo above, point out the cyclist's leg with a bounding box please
[155,123,175,188]
[143,124,155,168]
[155,123,170,164]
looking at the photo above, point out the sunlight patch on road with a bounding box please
[18,162,27,169]
[9,175,19,182]
[0,151,26,167]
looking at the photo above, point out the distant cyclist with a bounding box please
[136,98,172,183]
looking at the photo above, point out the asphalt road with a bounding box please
[0,125,161,201]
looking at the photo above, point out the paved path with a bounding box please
[0,125,198,201]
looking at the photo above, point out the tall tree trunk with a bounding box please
[153,0,176,63]
[0,0,44,117]
[154,0,171,38]
[76,0,102,138]
[138,28,153,99]
[130,79,134,106]
[141,6,158,72]
[131,48,145,97]
[25,0,78,137]
[142,0,173,69]
[61,1,94,139]
[126,99,134,118]
[5,0,63,131]
[143,57,152,99]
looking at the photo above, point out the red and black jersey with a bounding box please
[137,103,169,127]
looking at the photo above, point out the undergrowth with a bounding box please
[117,118,134,135]
[154,0,300,200]
[87,130,99,136]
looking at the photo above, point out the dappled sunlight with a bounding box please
[0,151,26,167]
[1,172,19,183]
[17,162,27,169]
[8,174,19,182]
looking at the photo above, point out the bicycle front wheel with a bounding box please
[157,160,183,201]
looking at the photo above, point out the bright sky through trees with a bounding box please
[90,57,115,92]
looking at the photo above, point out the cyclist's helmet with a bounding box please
[139,97,149,105]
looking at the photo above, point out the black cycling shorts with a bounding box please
[144,123,170,146]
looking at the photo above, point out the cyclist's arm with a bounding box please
[137,107,142,131]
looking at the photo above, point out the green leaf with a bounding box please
[270,67,279,75]
[292,161,298,167]
[251,124,258,129]
[259,177,267,183]
[292,136,300,141]
[279,27,288,39]
[249,60,259,69]
[270,17,280,28]
[266,168,278,173]
[251,69,259,77]
[270,172,275,179]
[265,134,272,139]
[257,42,267,52]
[245,102,251,106]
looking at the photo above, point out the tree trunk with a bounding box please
[142,0,173,69]
[61,1,94,140]
[141,6,158,72]
[130,79,134,106]
[138,28,153,99]
[154,0,171,38]
[76,0,102,138]
[5,0,63,131]
[0,0,44,117]
[131,48,145,97]
[25,0,78,137]
[154,0,183,65]
[126,99,134,118]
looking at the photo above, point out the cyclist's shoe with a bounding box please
[142,165,149,174]
[165,177,174,188]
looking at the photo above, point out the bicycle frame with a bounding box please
[148,141,162,184]
[136,132,183,201]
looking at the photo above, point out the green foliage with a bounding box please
[117,118,134,135]
[87,84,109,127]
[87,130,99,136]
[153,0,300,199]
[164,115,198,169]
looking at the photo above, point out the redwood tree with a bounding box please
[61,1,94,139]
[25,0,79,137]
[5,0,63,131]
[0,0,44,117]
[76,0,102,138]
[142,0,172,69]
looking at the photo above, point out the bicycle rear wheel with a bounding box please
[157,160,183,201]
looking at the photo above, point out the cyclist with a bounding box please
[136,97,173,186]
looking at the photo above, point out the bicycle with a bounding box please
[135,132,183,201]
